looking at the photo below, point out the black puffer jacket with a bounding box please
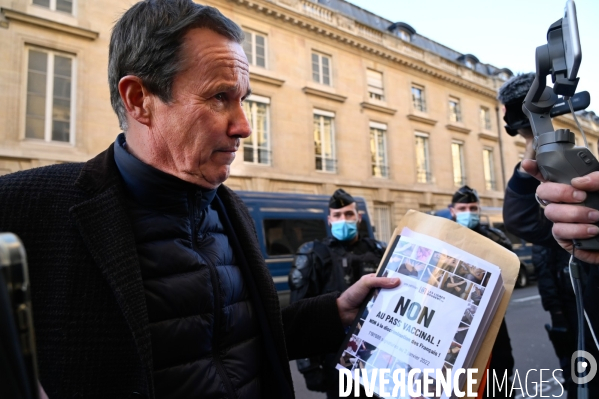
[114,138,263,398]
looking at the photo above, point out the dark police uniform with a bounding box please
[288,235,385,398]
[288,188,385,398]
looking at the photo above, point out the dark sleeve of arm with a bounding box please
[503,164,555,246]
[282,292,346,360]
[288,247,320,304]
[532,245,563,312]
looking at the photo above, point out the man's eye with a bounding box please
[215,93,226,101]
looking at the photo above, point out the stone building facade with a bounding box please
[1,0,598,241]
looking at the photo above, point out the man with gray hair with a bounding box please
[0,1,398,398]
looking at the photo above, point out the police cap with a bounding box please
[452,185,479,204]
[329,188,355,209]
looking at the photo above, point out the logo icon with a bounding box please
[571,350,597,384]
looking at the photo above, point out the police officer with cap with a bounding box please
[451,185,515,398]
[288,188,386,398]
[451,185,512,248]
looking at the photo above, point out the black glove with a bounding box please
[296,358,327,392]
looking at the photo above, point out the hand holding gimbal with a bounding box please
[522,0,599,251]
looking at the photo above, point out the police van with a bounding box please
[237,191,376,307]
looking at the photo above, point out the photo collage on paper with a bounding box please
[338,238,492,398]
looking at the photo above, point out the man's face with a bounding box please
[328,203,361,225]
[450,202,480,218]
[144,28,251,188]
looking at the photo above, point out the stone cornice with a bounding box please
[302,86,347,102]
[228,0,499,99]
[514,140,527,148]
[407,114,437,126]
[360,102,396,115]
[446,123,471,134]
[249,70,285,86]
[0,8,99,40]
[478,132,499,142]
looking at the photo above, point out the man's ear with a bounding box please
[118,75,152,126]
[449,207,457,218]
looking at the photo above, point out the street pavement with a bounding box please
[291,282,570,398]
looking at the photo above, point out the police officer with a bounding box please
[450,186,512,250]
[451,185,515,399]
[288,188,385,398]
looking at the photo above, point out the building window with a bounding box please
[25,48,75,143]
[242,30,266,68]
[370,122,388,178]
[367,69,384,101]
[242,94,270,165]
[449,96,462,123]
[412,85,426,112]
[32,0,73,13]
[451,141,466,187]
[480,107,492,130]
[415,133,431,183]
[483,148,496,190]
[373,204,392,243]
[498,72,510,81]
[398,29,411,42]
[312,52,331,86]
[314,110,336,172]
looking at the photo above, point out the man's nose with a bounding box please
[229,103,252,138]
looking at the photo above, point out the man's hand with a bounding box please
[336,274,400,327]
[523,160,599,264]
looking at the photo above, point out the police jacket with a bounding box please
[0,139,347,399]
[288,235,386,303]
[472,223,512,251]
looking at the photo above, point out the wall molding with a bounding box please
[360,102,396,115]
[407,114,437,126]
[302,86,347,102]
[1,8,99,40]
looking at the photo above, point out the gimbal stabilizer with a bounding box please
[522,1,599,250]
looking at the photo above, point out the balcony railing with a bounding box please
[453,176,467,187]
[244,146,271,165]
[416,170,432,183]
[300,0,333,23]
[485,179,497,191]
[372,164,389,178]
[413,97,426,113]
[315,156,337,173]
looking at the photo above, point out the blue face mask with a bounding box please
[456,212,480,229]
[331,220,358,241]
